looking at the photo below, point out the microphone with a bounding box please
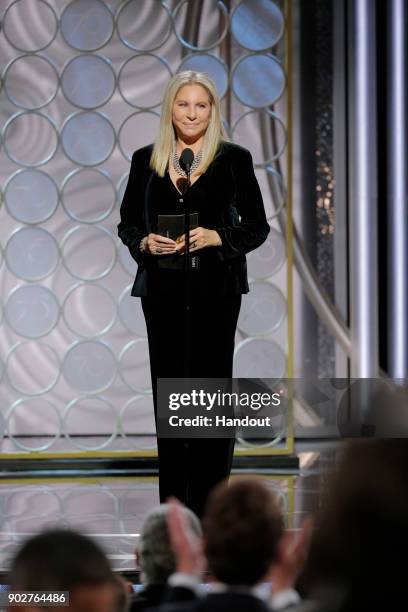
[180,148,194,174]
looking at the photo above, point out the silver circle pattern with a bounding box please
[3,0,58,53]
[5,340,61,396]
[62,283,117,338]
[63,396,118,450]
[172,0,230,51]
[62,340,117,394]
[231,0,284,51]
[177,54,229,99]
[60,0,115,51]
[231,53,286,108]
[4,170,59,224]
[61,111,116,166]
[0,0,288,453]
[2,54,59,110]
[7,398,62,451]
[5,227,60,281]
[61,168,116,224]
[2,111,59,167]
[118,54,172,109]
[61,225,117,281]
[116,0,173,53]
[5,285,60,338]
[61,54,116,109]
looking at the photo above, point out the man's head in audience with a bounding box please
[303,440,408,610]
[203,477,284,586]
[137,504,201,585]
[9,529,124,612]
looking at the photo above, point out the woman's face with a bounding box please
[172,84,212,143]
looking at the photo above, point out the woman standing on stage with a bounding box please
[118,71,269,517]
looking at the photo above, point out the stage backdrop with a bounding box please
[0,0,289,454]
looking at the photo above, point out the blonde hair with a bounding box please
[150,71,228,177]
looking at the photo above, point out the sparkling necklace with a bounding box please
[172,148,203,177]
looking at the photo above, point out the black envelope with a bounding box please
[157,213,199,270]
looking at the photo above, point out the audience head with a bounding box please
[137,504,201,585]
[9,529,122,612]
[303,440,408,611]
[203,477,284,586]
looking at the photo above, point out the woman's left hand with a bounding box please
[175,227,222,253]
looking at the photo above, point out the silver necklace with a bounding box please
[172,148,203,177]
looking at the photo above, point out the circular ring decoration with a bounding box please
[172,0,230,52]
[61,54,116,109]
[118,285,147,337]
[7,398,62,451]
[177,53,229,99]
[62,340,117,394]
[119,395,156,450]
[117,240,137,277]
[2,111,59,167]
[3,0,58,52]
[4,169,59,225]
[116,0,173,52]
[62,283,117,338]
[118,339,151,394]
[5,284,60,339]
[2,54,59,110]
[232,110,287,165]
[5,227,60,281]
[59,487,119,515]
[117,172,128,203]
[231,0,284,52]
[237,281,286,336]
[61,167,116,224]
[61,0,115,51]
[5,340,60,396]
[63,395,118,450]
[118,53,172,109]
[258,166,286,221]
[233,338,286,379]
[231,53,286,108]
[118,111,160,161]
[5,488,63,522]
[61,111,116,166]
[247,227,286,279]
[61,225,117,281]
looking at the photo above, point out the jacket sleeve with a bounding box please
[117,149,149,265]
[214,148,270,261]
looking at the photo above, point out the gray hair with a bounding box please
[137,504,201,585]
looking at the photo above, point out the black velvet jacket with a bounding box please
[117,141,270,296]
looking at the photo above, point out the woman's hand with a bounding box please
[175,227,222,253]
[145,233,177,256]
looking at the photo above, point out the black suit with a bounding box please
[155,591,272,612]
[117,141,269,516]
[117,141,269,297]
[130,585,196,612]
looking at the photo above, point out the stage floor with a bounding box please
[0,446,336,573]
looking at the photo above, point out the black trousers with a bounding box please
[141,293,241,518]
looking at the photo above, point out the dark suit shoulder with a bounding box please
[152,592,270,612]
[218,140,252,161]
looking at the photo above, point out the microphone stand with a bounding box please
[183,163,191,379]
